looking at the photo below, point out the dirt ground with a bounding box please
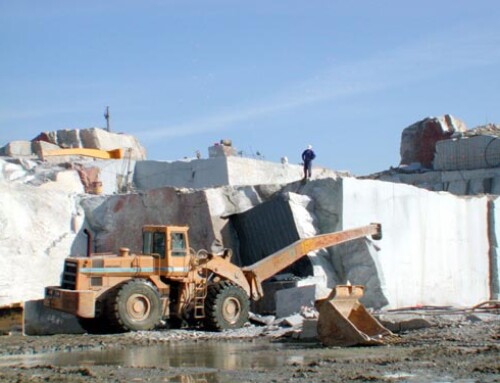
[0,314,498,383]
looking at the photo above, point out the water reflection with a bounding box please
[0,341,304,370]
[167,372,218,383]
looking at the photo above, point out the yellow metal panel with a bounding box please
[44,288,96,318]
[42,148,123,159]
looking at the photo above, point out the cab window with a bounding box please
[153,232,166,258]
[171,232,187,257]
[143,231,166,258]
[142,231,152,254]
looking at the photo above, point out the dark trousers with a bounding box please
[303,161,312,178]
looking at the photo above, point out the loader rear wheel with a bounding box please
[106,279,161,332]
[204,281,249,331]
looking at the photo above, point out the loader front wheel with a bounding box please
[78,316,112,334]
[78,298,113,334]
[204,281,249,331]
[107,279,161,332]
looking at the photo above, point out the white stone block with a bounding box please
[492,177,500,195]
[39,170,84,194]
[281,313,304,327]
[300,319,318,339]
[447,180,468,195]
[276,285,328,318]
[434,135,500,171]
[79,128,146,160]
[0,183,83,306]
[1,141,34,157]
[489,198,500,299]
[32,141,61,158]
[340,178,490,309]
[56,129,81,148]
[134,158,230,190]
[468,178,485,195]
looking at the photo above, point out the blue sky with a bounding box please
[1,1,499,175]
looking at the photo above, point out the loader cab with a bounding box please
[142,225,191,278]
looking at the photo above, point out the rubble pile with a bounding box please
[464,123,500,138]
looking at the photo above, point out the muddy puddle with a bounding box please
[0,341,311,369]
[0,341,319,382]
[0,339,483,383]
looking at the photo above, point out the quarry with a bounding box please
[0,114,499,383]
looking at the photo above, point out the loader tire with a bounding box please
[78,317,111,334]
[204,281,249,331]
[106,279,161,332]
[78,297,113,334]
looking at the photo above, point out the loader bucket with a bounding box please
[316,285,393,347]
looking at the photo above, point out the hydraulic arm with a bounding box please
[241,223,381,300]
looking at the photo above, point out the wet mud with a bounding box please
[0,319,498,383]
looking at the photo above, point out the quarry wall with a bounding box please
[0,155,498,313]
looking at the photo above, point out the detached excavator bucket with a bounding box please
[316,285,393,347]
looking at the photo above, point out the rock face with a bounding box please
[400,115,467,168]
[80,188,216,254]
[0,182,85,306]
[0,126,498,322]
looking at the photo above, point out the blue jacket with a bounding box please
[302,149,316,163]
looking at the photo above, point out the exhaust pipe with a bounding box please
[83,229,93,257]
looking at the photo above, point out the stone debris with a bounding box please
[249,312,276,326]
[124,307,496,344]
[376,314,433,332]
[464,123,500,138]
[278,313,304,328]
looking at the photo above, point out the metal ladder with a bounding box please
[193,279,208,319]
[190,249,209,319]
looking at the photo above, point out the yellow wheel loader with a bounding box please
[44,223,382,334]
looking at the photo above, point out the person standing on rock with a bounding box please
[301,144,316,180]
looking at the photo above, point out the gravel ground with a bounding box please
[0,312,498,383]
